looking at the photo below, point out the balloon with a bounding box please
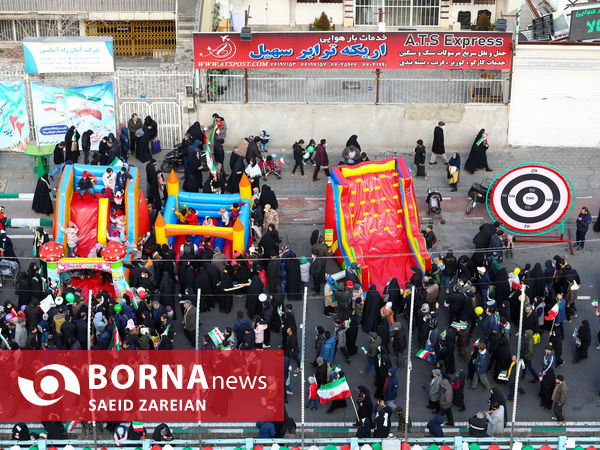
[475,306,484,315]
[468,444,480,450]
[342,445,351,450]
[65,292,75,303]
[401,443,410,450]
[83,448,92,450]
[428,445,439,450]
[372,444,382,450]
[151,445,161,450]
[279,446,290,450]
[291,447,301,450]
[114,303,123,313]
[254,446,263,450]
[489,446,500,450]
[540,446,552,450]
[30,446,38,450]
[5,314,13,322]
[325,445,337,450]
[440,446,452,450]
[20,305,26,312]
[523,446,535,450]
[183,448,193,450]
[586,447,597,450]
[203,447,213,450]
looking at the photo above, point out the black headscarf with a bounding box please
[346,135,361,151]
[259,185,279,210]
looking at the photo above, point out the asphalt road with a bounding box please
[2,150,600,433]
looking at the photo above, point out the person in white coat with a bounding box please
[486,402,505,436]
[300,256,311,292]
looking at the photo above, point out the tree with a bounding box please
[310,12,332,31]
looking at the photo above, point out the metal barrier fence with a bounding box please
[204,69,510,105]
[0,0,176,11]
[0,435,589,450]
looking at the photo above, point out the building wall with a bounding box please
[296,3,345,25]
[508,44,600,147]
[198,103,509,151]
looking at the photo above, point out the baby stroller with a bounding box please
[260,153,282,180]
[426,186,446,224]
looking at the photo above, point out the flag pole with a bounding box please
[349,391,360,423]
[300,286,308,450]
[404,286,415,442]
[510,282,526,448]
[195,288,201,351]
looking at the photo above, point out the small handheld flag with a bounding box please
[416,349,431,360]
[65,421,79,433]
[592,300,598,309]
[472,338,480,347]
[278,155,285,166]
[545,300,560,321]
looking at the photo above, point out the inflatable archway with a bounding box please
[40,241,131,298]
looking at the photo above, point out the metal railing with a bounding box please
[0,0,177,11]
[0,435,588,450]
[204,70,509,105]
[116,71,193,100]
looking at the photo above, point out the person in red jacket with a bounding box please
[306,376,319,410]
[313,139,330,181]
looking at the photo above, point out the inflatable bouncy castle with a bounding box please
[155,171,252,257]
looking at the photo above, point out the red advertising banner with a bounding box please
[0,350,284,421]
[194,31,512,70]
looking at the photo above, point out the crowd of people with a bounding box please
[3,115,594,441]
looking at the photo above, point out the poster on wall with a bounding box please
[31,81,115,150]
[23,37,115,74]
[0,82,30,152]
[194,31,512,70]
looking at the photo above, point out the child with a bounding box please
[305,139,316,166]
[219,207,230,226]
[259,130,270,152]
[59,221,79,256]
[299,256,310,292]
[110,210,127,242]
[264,155,282,179]
[102,167,116,191]
[306,376,319,410]
[116,167,132,190]
[414,139,426,177]
[229,202,245,226]
[423,225,437,251]
[77,172,95,198]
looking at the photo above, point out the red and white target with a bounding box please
[489,163,574,234]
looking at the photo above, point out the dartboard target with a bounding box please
[487,163,575,235]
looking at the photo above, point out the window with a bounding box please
[355,0,440,26]
[474,0,495,4]
[298,0,343,2]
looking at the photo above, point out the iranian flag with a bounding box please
[545,300,560,321]
[416,349,431,360]
[592,300,598,309]
[278,155,285,166]
[132,421,144,432]
[451,321,468,330]
[110,327,121,351]
[317,376,352,404]
[65,421,79,432]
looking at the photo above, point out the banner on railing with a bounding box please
[23,37,115,74]
[0,81,30,152]
[0,350,284,421]
[31,81,115,150]
[194,31,512,70]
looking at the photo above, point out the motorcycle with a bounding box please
[160,145,206,174]
[466,181,490,214]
